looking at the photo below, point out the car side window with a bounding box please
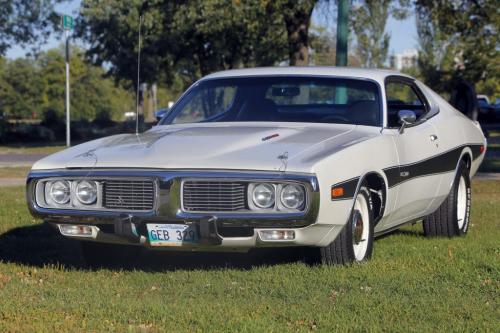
[386,81,426,127]
[172,86,236,124]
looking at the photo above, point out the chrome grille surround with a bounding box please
[28,170,319,228]
[33,176,157,212]
[182,180,247,212]
[103,179,156,211]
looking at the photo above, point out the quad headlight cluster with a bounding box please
[38,179,100,208]
[248,182,306,212]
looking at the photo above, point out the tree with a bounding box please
[415,5,452,92]
[169,0,289,76]
[274,0,318,65]
[415,0,499,96]
[77,0,327,88]
[309,25,361,66]
[0,0,64,55]
[350,0,409,68]
[0,48,134,122]
[39,48,135,121]
[1,58,44,118]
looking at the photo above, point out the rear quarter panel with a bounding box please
[422,85,486,213]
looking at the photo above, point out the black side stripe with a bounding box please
[383,143,483,188]
[331,176,359,201]
[330,144,483,198]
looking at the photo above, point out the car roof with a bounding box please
[203,66,413,84]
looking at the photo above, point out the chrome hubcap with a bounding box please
[352,211,363,245]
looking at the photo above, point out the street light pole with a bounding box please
[335,0,349,104]
[336,0,349,67]
[65,29,71,147]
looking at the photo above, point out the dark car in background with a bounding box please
[477,95,497,123]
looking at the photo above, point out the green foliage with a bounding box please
[0,58,44,119]
[476,74,500,100]
[0,0,64,55]
[309,25,365,67]
[77,0,323,87]
[415,0,499,95]
[351,0,409,68]
[0,48,135,121]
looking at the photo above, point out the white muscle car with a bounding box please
[26,67,486,265]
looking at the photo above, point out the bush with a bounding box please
[92,108,115,128]
[0,118,7,143]
[41,109,65,140]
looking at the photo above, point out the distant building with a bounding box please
[390,49,418,71]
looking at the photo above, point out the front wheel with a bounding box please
[312,186,374,265]
[423,160,471,237]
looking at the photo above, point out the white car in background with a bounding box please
[27,67,486,266]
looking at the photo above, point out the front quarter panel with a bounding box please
[309,128,397,246]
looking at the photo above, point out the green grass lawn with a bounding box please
[0,144,65,155]
[0,181,498,332]
[0,167,30,179]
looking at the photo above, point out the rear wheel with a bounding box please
[314,186,374,265]
[423,160,471,237]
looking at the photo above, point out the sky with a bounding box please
[6,0,418,59]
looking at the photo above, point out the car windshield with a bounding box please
[161,76,382,126]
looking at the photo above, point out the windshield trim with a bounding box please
[160,74,384,127]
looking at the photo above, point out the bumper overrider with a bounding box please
[26,169,323,251]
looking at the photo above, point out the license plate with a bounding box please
[147,224,199,247]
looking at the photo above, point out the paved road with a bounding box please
[0,153,48,167]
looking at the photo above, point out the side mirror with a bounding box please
[398,110,417,134]
[154,108,169,122]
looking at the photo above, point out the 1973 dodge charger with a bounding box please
[26,67,486,265]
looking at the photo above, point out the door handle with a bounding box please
[430,134,438,141]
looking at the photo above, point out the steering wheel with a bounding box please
[320,114,350,123]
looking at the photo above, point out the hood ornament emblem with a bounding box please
[278,151,289,173]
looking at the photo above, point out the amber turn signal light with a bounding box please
[331,187,344,198]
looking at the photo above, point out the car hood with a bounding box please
[32,122,376,172]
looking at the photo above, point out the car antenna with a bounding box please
[135,15,143,136]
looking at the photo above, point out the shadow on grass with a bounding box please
[375,227,425,240]
[0,223,308,271]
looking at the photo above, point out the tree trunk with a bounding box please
[284,2,316,66]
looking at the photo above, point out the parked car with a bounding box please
[154,108,169,121]
[26,67,486,266]
[493,98,500,121]
[477,95,496,123]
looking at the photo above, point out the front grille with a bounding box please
[103,179,155,211]
[183,181,247,212]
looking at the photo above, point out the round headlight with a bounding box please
[280,184,305,209]
[49,180,70,205]
[76,180,97,205]
[252,183,275,209]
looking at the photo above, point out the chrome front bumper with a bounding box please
[51,221,339,251]
[27,169,323,250]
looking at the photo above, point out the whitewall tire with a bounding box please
[423,160,471,237]
[314,185,374,265]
